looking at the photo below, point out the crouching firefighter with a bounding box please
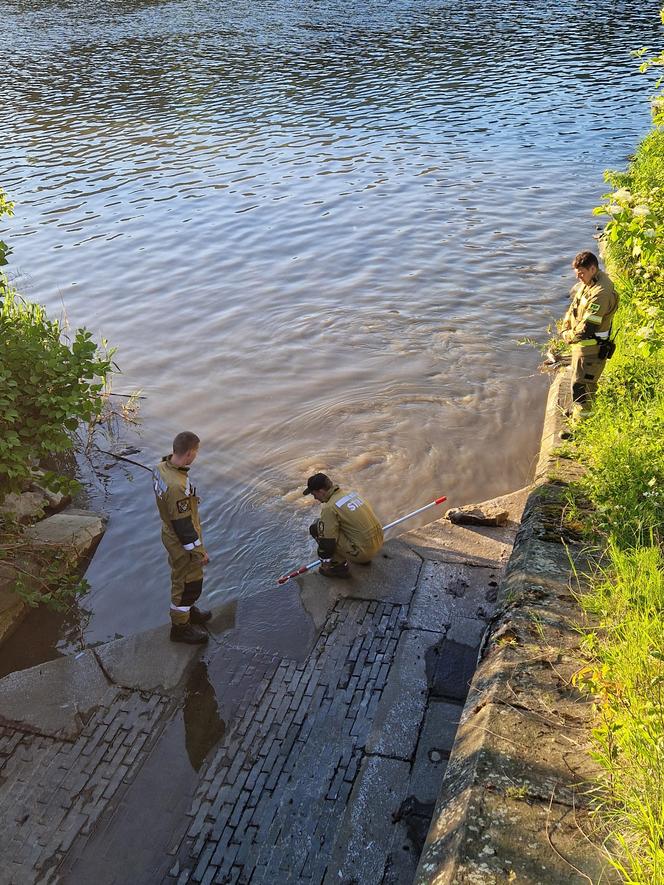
[560,251,619,422]
[303,473,384,579]
[153,431,211,644]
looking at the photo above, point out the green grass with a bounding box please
[574,388,664,548]
[618,128,664,192]
[576,545,664,884]
[565,27,664,882]
[574,118,664,549]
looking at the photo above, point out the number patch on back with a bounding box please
[336,492,364,512]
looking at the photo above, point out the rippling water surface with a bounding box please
[1,0,661,652]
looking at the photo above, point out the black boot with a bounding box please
[190,605,212,624]
[318,561,351,579]
[170,622,209,644]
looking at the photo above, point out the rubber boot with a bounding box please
[190,605,212,624]
[170,622,209,644]
[318,561,351,579]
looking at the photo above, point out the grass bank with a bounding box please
[567,17,664,883]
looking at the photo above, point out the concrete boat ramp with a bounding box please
[0,491,526,885]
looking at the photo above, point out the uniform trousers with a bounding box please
[162,530,204,625]
[571,343,607,417]
[310,523,382,566]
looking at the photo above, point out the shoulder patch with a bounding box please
[176,499,191,513]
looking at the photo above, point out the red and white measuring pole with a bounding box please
[276,495,447,585]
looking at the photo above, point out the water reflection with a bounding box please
[183,660,226,772]
[0,597,91,680]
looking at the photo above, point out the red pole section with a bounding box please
[276,495,447,585]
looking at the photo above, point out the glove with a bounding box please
[317,537,337,559]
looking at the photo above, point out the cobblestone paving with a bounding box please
[0,690,169,885]
[58,644,285,885]
[0,524,509,885]
[166,598,407,885]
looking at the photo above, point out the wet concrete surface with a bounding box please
[0,498,529,885]
[60,711,197,885]
[59,646,280,885]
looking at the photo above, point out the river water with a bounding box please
[1,0,661,659]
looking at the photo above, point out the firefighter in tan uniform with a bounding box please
[560,251,618,422]
[303,473,384,579]
[153,431,211,644]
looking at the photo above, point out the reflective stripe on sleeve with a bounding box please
[183,539,202,551]
[585,315,602,325]
[577,339,598,347]
[170,604,192,612]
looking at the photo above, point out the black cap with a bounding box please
[302,473,330,496]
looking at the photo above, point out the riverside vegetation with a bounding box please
[0,188,116,609]
[564,12,664,883]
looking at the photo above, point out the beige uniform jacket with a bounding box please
[562,269,618,348]
[318,486,384,558]
[152,456,206,556]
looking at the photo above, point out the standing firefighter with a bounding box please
[304,473,384,579]
[560,251,619,422]
[153,431,211,644]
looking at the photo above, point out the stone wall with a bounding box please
[414,370,619,885]
[0,482,105,645]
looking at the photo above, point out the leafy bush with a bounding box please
[0,189,13,269]
[0,189,114,501]
[570,12,664,881]
[594,175,664,283]
[635,10,664,126]
[579,46,664,547]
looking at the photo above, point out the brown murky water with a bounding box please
[1,0,660,660]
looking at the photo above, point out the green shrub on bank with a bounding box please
[570,15,664,882]
[0,188,114,501]
[578,46,664,546]
[0,189,13,268]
